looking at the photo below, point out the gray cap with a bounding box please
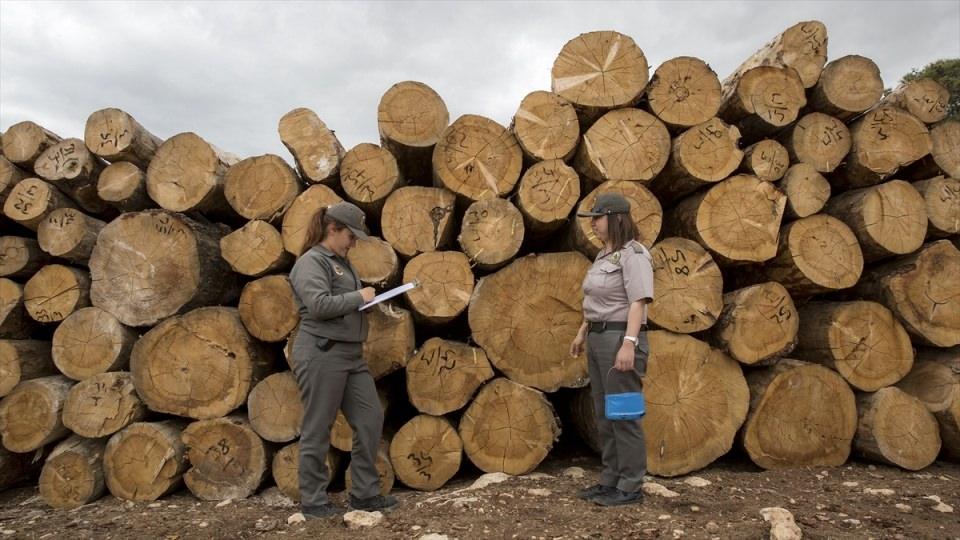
[327,202,369,239]
[576,192,631,217]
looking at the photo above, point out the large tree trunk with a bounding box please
[855,388,941,471]
[432,114,523,202]
[573,108,670,185]
[3,178,78,231]
[51,306,135,380]
[39,435,107,509]
[0,339,56,397]
[646,56,722,130]
[795,301,914,391]
[90,210,240,327]
[380,186,456,258]
[280,184,343,256]
[913,176,960,238]
[347,236,400,288]
[571,180,662,258]
[724,21,827,90]
[780,163,831,220]
[459,378,560,476]
[0,121,62,167]
[247,371,302,443]
[377,81,450,184]
[405,338,494,415]
[808,55,884,121]
[220,220,292,277]
[130,307,275,419]
[0,375,73,452]
[103,420,188,502]
[510,90,580,162]
[363,303,415,380]
[646,118,742,202]
[37,208,106,264]
[33,138,110,215]
[707,282,799,366]
[389,415,462,491]
[346,440,394,496]
[458,198,525,271]
[856,240,960,347]
[182,415,271,501]
[84,108,163,168]
[879,79,951,125]
[896,347,959,413]
[223,154,302,223]
[515,160,581,237]
[402,251,474,326]
[0,279,39,339]
[741,360,857,469]
[340,143,403,215]
[647,237,723,334]
[779,112,851,173]
[832,107,932,190]
[23,264,91,323]
[238,275,299,343]
[718,66,806,141]
[146,132,240,217]
[97,161,153,212]
[738,140,789,182]
[272,442,341,502]
[469,252,590,392]
[278,108,344,186]
[62,371,146,438]
[0,236,52,279]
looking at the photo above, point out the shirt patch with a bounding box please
[332,264,344,276]
[611,251,621,264]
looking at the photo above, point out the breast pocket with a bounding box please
[598,261,622,289]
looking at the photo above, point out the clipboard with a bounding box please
[359,280,420,311]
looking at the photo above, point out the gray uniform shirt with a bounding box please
[288,245,368,342]
[582,239,655,323]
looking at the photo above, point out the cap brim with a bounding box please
[347,226,369,240]
[576,211,603,217]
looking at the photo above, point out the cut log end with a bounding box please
[104,421,188,502]
[403,251,474,325]
[390,415,462,491]
[647,56,722,129]
[648,237,723,334]
[432,115,522,202]
[856,388,941,470]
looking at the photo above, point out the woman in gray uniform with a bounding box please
[288,202,397,518]
[569,192,654,507]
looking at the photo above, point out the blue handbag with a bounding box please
[604,368,645,420]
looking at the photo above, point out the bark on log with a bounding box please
[511,91,579,162]
[402,251,474,325]
[647,237,723,334]
[33,138,109,215]
[103,420,188,501]
[551,31,649,125]
[666,174,786,265]
[646,118,742,202]
[719,66,806,141]
[739,139,789,182]
[23,264,91,323]
[647,56,722,130]
[51,307,135,381]
[390,415,462,491]
[795,301,914,391]
[742,359,857,469]
[808,55,884,121]
[97,161,152,212]
[182,415,270,501]
[224,154,302,223]
[37,208,105,264]
[220,220,292,277]
[346,440,394,496]
[572,180,662,258]
[895,347,959,413]
[458,198,524,271]
[280,184,343,256]
[879,79,951,124]
[855,387,941,470]
[937,397,960,461]
[62,371,146,438]
[238,275,299,343]
[707,282,798,366]
[469,252,590,392]
[340,143,403,215]
[90,210,240,327]
[515,159,581,237]
[247,371,302,443]
[363,303,415,379]
[432,114,522,202]
[380,186,455,259]
[39,435,107,509]
[0,236,51,279]
[406,338,494,416]
[724,21,827,90]
[146,132,240,216]
[130,307,275,419]
[378,81,449,184]
[0,121,61,167]
[855,240,960,347]
[833,107,932,190]
[0,339,56,397]
[573,108,670,184]
[905,120,960,179]
[84,108,162,168]
[0,157,29,208]
[0,375,73,452]
[780,113,851,173]
[913,176,960,238]
[780,163,831,220]
[278,108,344,185]
[347,236,399,288]
[0,446,43,491]
[272,442,340,502]
[3,178,78,231]
[459,378,559,476]
[0,279,38,339]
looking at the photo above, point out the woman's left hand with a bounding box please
[614,342,635,372]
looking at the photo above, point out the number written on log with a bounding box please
[940,183,960,202]
[656,247,689,277]
[45,144,80,174]
[99,129,129,150]
[406,451,433,480]
[154,216,185,237]
[48,210,76,228]
[422,348,458,375]
[819,125,845,146]
[464,209,490,242]
[758,293,793,325]
[33,308,63,323]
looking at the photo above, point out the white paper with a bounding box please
[359,280,420,311]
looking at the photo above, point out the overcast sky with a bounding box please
[2,1,958,162]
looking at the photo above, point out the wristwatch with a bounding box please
[623,335,639,347]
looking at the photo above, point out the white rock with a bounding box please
[419,535,449,540]
[760,507,801,540]
[895,504,912,513]
[525,472,554,480]
[842,519,861,527]
[672,530,685,538]
[690,506,701,513]
[411,525,422,531]
[705,522,720,533]
[562,467,585,479]
[658,514,672,521]
[644,482,680,498]
[287,513,306,525]
[925,495,954,513]
[683,476,711,487]
[344,510,384,529]
[198,522,209,528]
[215,499,233,508]
[147,503,161,508]
[467,472,512,490]
[527,488,551,497]
[863,488,895,496]
[842,482,859,487]
[258,487,296,508]
[1,531,15,536]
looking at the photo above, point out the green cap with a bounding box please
[577,192,631,217]
[326,202,370,239]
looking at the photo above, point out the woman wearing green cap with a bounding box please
[288,201,397,517]
[569,192,654,507]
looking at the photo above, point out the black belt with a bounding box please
[587,321,648,333]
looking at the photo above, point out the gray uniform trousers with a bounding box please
[292,335,383,509]
[586,329,648,493]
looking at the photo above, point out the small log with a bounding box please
[52,306,135,380]
[0,121,61,167]
[855,387,941,470]
[146,132,240,216]
[647,237,723,334]
[458,198,525,271]
[346,441,394,496]
[739,139,789,182]
[3,178,78,231]
[896,347,960,414]
[39,435,107,509]
[62,371,146,438]
[103,420,188,502]
[647,56,722,130]
[280,184,343,256]
[808,55,884,121]
[390,415,463,491]
[833,106,932,190]
[0,375,73,452]
[780,163,831,220]
[97,161,152,212]
[182,415,270,501]
[469,252,591,392]
[347,236,400,288]
[905,120,960,179]
[23,264,91,323]
[724,21,828,89]
[33,138,109,215]
[363,303,415,379]
[510,91,579,162]
[459,378,559,476]
[272,442,341,502]
[0,156,29,208]
[719,66,806,141]
[130,307,275,419]
[224,154,302,223]
[879,78,951,124]
[856,240,960,347]
[84,108,162,167]
[380,186,455,258]
[0,236,51,279]
[795,301,914,391]
[0,279,38,339]
[402,251,474,325]
[823,179,928,261]
[0,339,56,397]
[220,220,293,277]
[247,371,302,443]
[646,118,743,202]
[780,113,851,173]
[37,208,106,264]
[515,159,581,237]
[573,108,670,184]
[707,282,798,366]
[759,214,863,297]
[742,360,857,469]
[278,108,344,185]
[340,143,403,215]
[406,338,495,416]
[238,275,299,343]
[377,81,450,184]
[432,114,522,202]
[913,176,960,238]
[571,180,662,259]
[551,30,649,124]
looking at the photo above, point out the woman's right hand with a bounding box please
[569,332,585,358]
[359,287,376,303]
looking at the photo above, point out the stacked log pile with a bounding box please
[0,21,958,510]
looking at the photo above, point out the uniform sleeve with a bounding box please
[622,250,654,303]
[289,254,364,320]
